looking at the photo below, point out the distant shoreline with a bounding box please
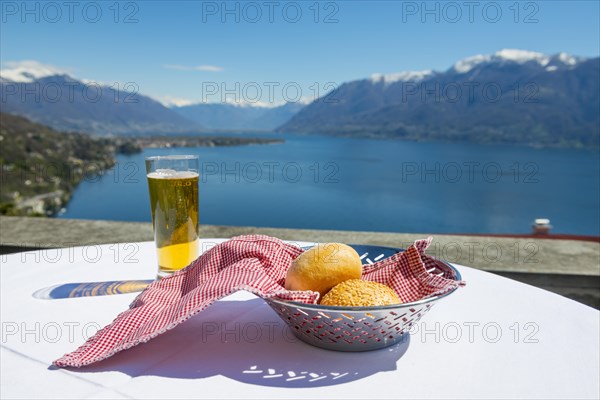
[115,136,284,154]
[273,130,600,151]
[81,127,600,151]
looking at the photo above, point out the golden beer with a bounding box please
[146,167,199,278]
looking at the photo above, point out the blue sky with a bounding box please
[1,0,599,105]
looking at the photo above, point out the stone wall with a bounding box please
[1,216,598,308]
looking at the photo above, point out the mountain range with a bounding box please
[172,101,304,131]
[279,49,599,147]
[1,50,598,147]
[0,70,200,135]
[0,64,305,134]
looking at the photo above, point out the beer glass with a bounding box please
[145,155,199,278]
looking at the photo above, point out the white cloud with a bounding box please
[297,96,314,105]
[163,64,224,72]
[0,60,72,82]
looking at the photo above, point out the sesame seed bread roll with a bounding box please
[320,279,402,307]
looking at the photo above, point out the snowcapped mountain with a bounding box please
[279,49,599,148]
[0,60,71,83]
[0,61,199,135]
[452,49,584,73]
[370,70,435,85]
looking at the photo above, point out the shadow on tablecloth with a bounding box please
[62,298,410,388]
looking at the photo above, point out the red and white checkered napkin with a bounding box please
[54,235,463,368]
[361,237,464,303]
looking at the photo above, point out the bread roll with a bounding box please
[320,279,402,307]
[285,243,362,298]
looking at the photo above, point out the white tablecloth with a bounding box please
[1,239,598,399]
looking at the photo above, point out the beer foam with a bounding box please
[147,169,199,179]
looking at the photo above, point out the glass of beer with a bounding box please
[145,155,199,278]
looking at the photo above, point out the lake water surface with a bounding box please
[60,134,600,235]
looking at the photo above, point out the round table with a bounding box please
[1,239,598,399]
